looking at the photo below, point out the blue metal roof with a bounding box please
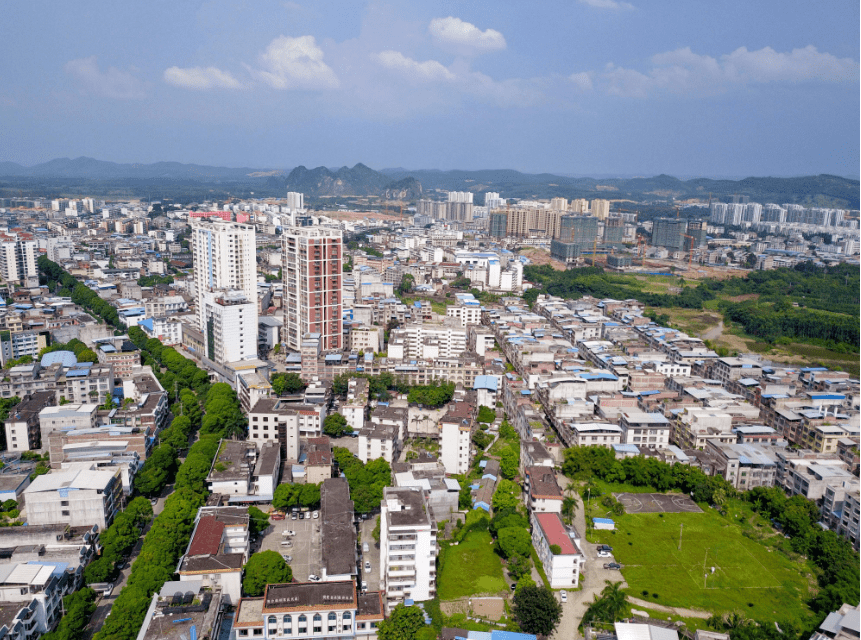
[41,351,77,368]
[473,375,498,391]
[593,517,615,524]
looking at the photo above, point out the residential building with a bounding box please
[810,603,861,640]
[233,581,385,639]
[706,442,777,490]
[137,581,224,640]
[282,227,343,351]
[386,324,467,360]
[379,487,437,611]
[0,234,37,285]
[54,363,114,405]
[38,403,99,448]
[651,218,687,250]
[440,404,473,475]
[531,511,584,588]
[199,290,258,364]
[342,378,369,434]
[248,398,324,460]
[178,506,250,604]
[821,479,860,551]
[24,466,123,530]
[304,437,333,485]
[4,391,55,451]
[391,455,460,521]
[0,560,82,638]
[523,466,563,513]
[96,340,140,379]
[620,412,670,450]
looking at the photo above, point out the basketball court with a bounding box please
[614,492,702,514]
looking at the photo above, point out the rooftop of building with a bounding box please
[262,580,356,613]
[384,487,432,528]
[320,478,356,577]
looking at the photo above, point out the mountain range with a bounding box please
[0,157,856,208]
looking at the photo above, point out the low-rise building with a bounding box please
[320,478,357,583]
[137,580,224,640]
[358,423,400,464]
[24,466,123,530]
[620,412,670,450]
[3,391,55,452]
[523,466,563,513]
[705,442,777,490]
[531,511,584,589]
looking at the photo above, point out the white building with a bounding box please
[620,412,671,450]
[38,403,98,446]
[199,290,258,363]
[24,466,123,530]
[358,423,400,464]
[440,415,471,476]
[342,378,369,433]
[0,234,37,284]
[379,487,437,611]
[386,325,467,360]
[139,316,182,345]
[531,511,584,589]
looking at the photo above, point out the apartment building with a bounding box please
[705,442,777,490]
[386,324,468,360]
[38,403,99,447]
[4,391,55,451]
[523,466,563,513]
[320,478,357,583]
[191,218,257,317]
[55,363,114,404]
[138,581,224,640]
[379,487,437,611]
[96,340,140,379]
[24,466,123,530]
[282,227,343,351]
[248,398,325,460]
[531,511,584,589]
[0,234,37,284]
[358,422,401,464]
[440,403,473,475]
[620,412,670,450]
[342,378,369,433]
[199,290,258,363]
[821,479,860,551]
[0,560,81,638]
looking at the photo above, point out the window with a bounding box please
[313,613,322,633]
[298,615,307,633]
[62,510,70,516]
[61,501,69,506]
[328,612,337,631]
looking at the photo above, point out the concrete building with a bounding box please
[391,455,460,521]
[248,398,325,460]
[232,580,385,639]
[320,478,357,583]
[440,405,473,475]
[342,378,369,434]
[199,290,258,363]
[38,403,99,448]
[706,442,777,490]
[531,511,584,588]
[282,227,343,352]
[24,466,123,530]
[523,466,563,513]
[620,412,671,450]
[4,391,55,451]
[651,218,687,250]
[387,324,467,360]
[0,234,37,285]
[55,363,114,405]
[379,487,437,611]
[358,422,401,464]
[137,581,224,640]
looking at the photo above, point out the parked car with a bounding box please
[282,530,296,537]
[510,583,517,591]
[560,591,567,603]
[362,542,369,553]
[308,574,321,582]
[364,561,371,573]
[312,511,319,519]
[116,561,127,571]
[299,512,305,520]
[291,512,298,520]
[597,544,613,552]
[281,540,292,547]
[597,550,612,558]
[271,513,286,521]
[604,562,622,570]
[150,498,158,507]
[361,581,368,591]
[282,555,292,562]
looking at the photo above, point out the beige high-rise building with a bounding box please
[591,199,610,220]
[550,198,568,211]
[570,199,589,214]
[505,207,563,238]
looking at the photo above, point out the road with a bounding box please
[81,485,172,640]
[701,319,724,341]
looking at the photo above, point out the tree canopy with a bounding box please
[324,413,353,438]
[377,603,429,640]
[512,584,562,635]
[243,551,293,597]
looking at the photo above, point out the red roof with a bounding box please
[187,516,225,556]
[535,512,580,556]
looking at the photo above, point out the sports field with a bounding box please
[593,507,816,626]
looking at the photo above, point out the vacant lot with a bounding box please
[592,508,817,627]
[438,531,507,600]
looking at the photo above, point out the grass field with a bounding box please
[592,508,817,627]
[438,531,507,600]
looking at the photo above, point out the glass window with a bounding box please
[313,613,322,633]
[283,615,292,633]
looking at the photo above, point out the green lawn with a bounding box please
[438,531,507,600]
[592,508,817,627]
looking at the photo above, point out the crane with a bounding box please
[683,234,698,270]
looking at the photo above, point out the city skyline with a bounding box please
[1,1,858,177]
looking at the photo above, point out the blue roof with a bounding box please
[490,632,538,640]
[808,394,845,400]
[41,351,77,368]
[613,444,640,453]
[593,517,615,524]
[473,375,498,391]
[139,318,154,332]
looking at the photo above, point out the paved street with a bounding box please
[358,515,381,591]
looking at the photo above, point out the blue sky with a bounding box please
[1,0,858,177]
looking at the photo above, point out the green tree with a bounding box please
[324,413,352,438]
[243,551,293,597]
[271,372,306,396]
[299,483,322,509]
[497,526,532,559]
[377,603,428,640]
[248,506,270,537]
[397,274,415,296]
[492,479,520,512]
[500,446,519,480]
[507,554,532,581]
[273,483,303,511]
[512,585,563,636]
[477,405,496,423]
[372,515,381,543]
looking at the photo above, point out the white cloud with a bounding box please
[428,17,506,53]
[578,0,635,10]
[250,35,339,90]
[373,50,455,82]
[64,56,145,100]
[164,66,242,90]
[602,45,858,97]
[569,71,594,91]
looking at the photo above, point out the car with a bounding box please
[362,542,369,553]
[116,561,127,571]
[597,550,612,558]
[291,512,298,520]
[281,540,292,547]
[282,530,296,537]
[308,574,321,582]
[603,562,622,570]
[102,583,114,597]
[510,583,517,591]
[282,555,292,562]
[560,590,567,603]
[597,544,613,552]
[271,513,286,521]
[361,581,368,591]
[299,512,305,520]
[312,511,319,519]
[364,561,371,573]
[150,498,158,506]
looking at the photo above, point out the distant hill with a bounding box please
[0,157,856,208]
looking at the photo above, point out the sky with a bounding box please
[1,0,858,177]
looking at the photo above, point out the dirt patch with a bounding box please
[472,598,506,621]
[727,294,760,302]
[440,600,468,616]
[519,248,568,271]
[324,209,406,222]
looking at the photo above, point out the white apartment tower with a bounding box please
[191,219,258,363]
[285,192,304,211]
[591,199,610,220]
[379,487,437,611]
[440,419,471,475]
[282,227,343,352]
[0,234,37,284]
[200,290,258,363]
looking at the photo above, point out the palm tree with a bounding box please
[600,581,629,621]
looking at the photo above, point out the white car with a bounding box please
[312,511,319,519]
[597,550,612,558]
[364,561,371,573]
[308,574,321,582]
[560,590,567,603]
[282,530,296,537]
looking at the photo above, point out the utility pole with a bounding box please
[678,523,683,550]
